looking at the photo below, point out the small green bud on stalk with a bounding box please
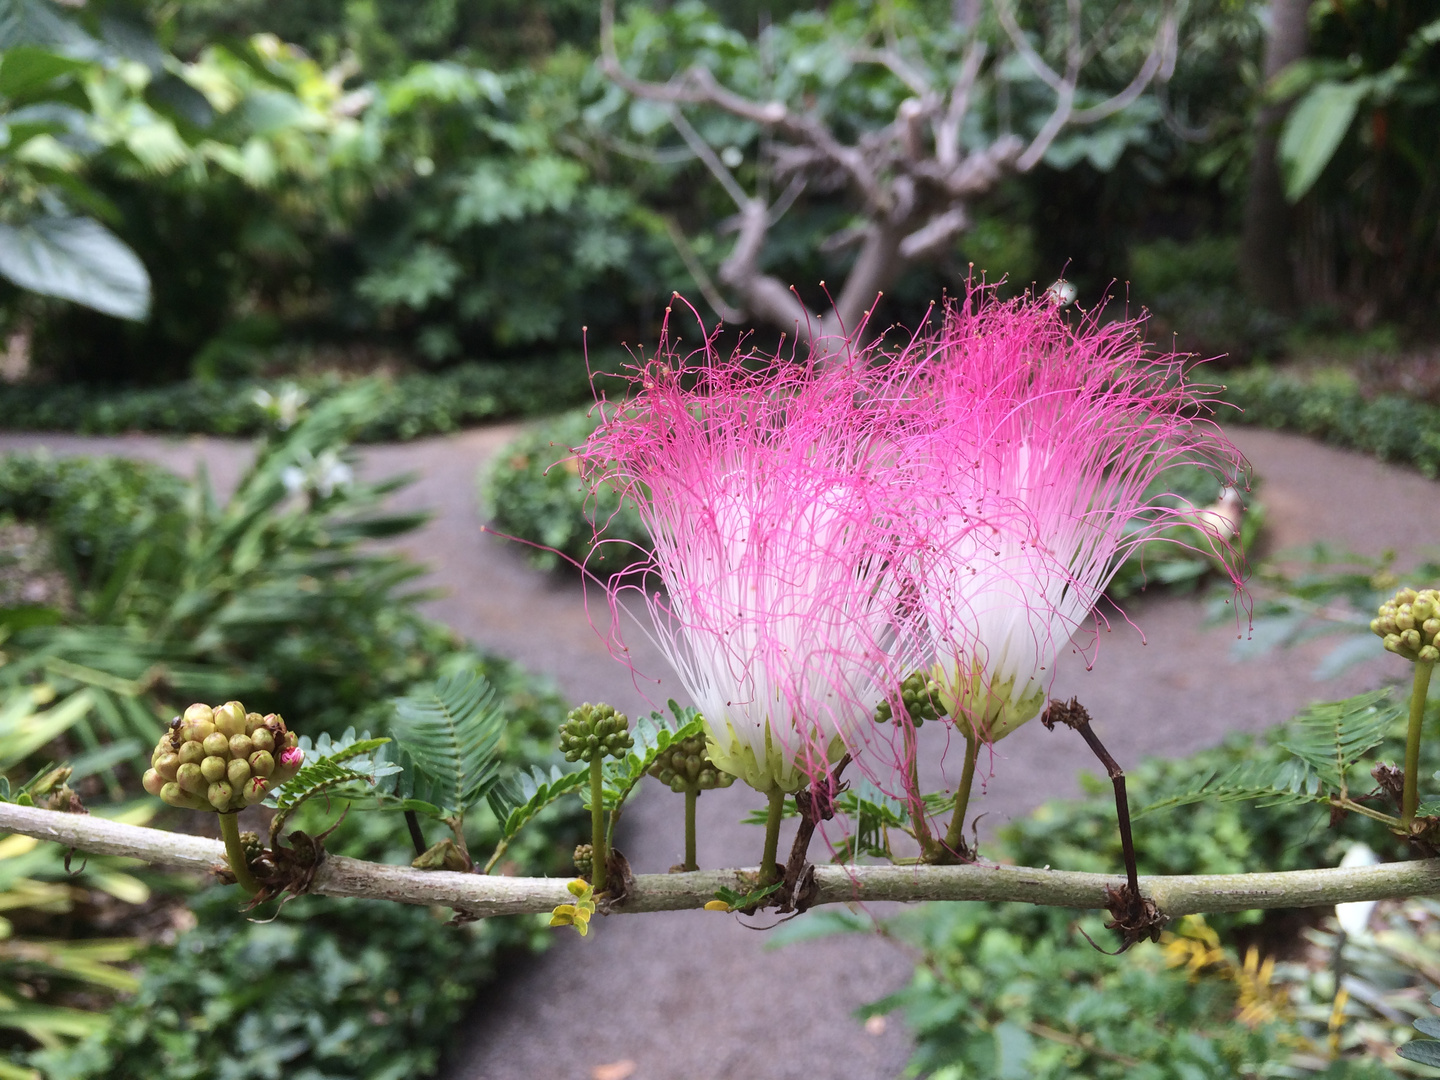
[251,728,275,753]
[248,750,274,777]
[228,734,253,759]
[214,701,247,737]
[202,732,229,756]
[154,752,181,780]
[176,763,206,795]
[227,758,251,788]
[178,740,205,765]
[200,755,228,783]
[243,777,269,806]
[160,782,207,810]
[245,711,264,734]
[207,781,232,810]
[182,703,214,728]
[142,769,165,796]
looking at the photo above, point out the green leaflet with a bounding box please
[265,729,399,838]
[1398,992,1440,1066]
[1139,689,1400,816]
[488,764,588,842]
[389,671,506,817]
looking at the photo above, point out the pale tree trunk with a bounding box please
[1239,0,1311,312]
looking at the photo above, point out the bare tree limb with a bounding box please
[659,214,746,323]
[6,802,1440,922]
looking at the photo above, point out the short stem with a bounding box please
[684,788,698,872]
[759,789,786,886]
[941,731,979,858]
[902,721,935,855]
[590,757,607,893]
[217,812,260,895]
[1403,660,1435,828]
[403,810,427,859]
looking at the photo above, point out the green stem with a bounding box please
[590,757,607,893]
[1403,660,1435,828]
[902,721,936,858]
[941,731,979,860]
[684,788,698,872]
[217,812,260,895]
[759,789,786,886]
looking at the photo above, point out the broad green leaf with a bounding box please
[0,45,86,99]
[0,216,150,320]
[1279,80,1367,201]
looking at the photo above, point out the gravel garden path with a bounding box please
[2,424,1438,1080]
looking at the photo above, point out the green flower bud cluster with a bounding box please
[647,732,736,794]
[573,843,594,878]
[142,701,303,812]
[559,703,632,763]
[1372,587,1440,663]
[874,671,949,727]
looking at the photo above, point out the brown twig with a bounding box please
[778,754,851,913]
[1042,697,1164,950]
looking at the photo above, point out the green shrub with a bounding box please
[1221,367,1440,477]
[0,357,619,443]
[479,409,649,573]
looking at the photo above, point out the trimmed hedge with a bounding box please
[0,356,622,442]
[1221,367,1440,477]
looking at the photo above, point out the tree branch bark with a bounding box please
[7,802,1440,922]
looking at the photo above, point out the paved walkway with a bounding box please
[3,425,1437,1080]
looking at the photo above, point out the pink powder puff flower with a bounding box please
[581,323,925,795]
[890,293,1247,744]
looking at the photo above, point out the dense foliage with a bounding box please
[1222,366,1440,478]
[0,394,582,1080]
[0,356,607,440]
[792,686,1440,1078]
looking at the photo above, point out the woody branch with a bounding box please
[6,801,1439,922]
[599,0,1176,343]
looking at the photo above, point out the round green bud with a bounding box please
[202,732,229,757]
[183,703,214,727]
[243,777,270,805]
[227,758,251,788]
[1399,588,1419,605]
[251,728,275,753]
[1397,608,1416,632]
[1403,628,1422,653]
[214,701,247,737]
[206,781,233,811]
[573,843,594,878]
[142,768,166,797]
[154,752,181,781]
[178,740,206,765]
[248,750,274,777]
[180,718,215,744]
[244,711,265,734]
[228,734,253,760]
[200,755,229,783]
[176,762,206,795]
[160,781,206,810]
[1420,645,1440,664]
